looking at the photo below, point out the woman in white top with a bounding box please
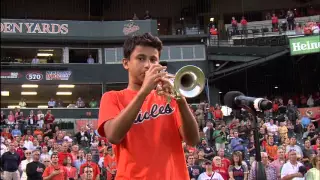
[197,161,224,180]
[20,150,33,180]
[37,110,44,128]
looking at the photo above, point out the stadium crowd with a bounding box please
[0,92,320,180]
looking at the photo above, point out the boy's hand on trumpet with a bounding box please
[156,74,183,101]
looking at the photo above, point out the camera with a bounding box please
[220,131,224,135]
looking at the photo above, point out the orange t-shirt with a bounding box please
[42,165,67,180]
[98,89,189,180]
[265,144,278,160]
[104,154,117,170]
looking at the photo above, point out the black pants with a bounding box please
[288,21,295,30]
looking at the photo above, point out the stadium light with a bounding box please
[8,105,20,108]
[1,91,9,96]
[21,92,37,95]
[38,105,49,108]
[58,84,75,88]
[56,92,72,95]
[37,53,53,57]
[22,84,39,88]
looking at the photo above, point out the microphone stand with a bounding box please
[242,105,267,180]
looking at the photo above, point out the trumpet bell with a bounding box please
[173,65,205,98]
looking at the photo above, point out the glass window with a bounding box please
[69,49,99,64]
[1,48,63,64]
[116,48,124,62]
[169,46,181,60]
[160,46,169,60]
[194,46,205,59]
[181,47,194,59]
[0,84,103,108]
[105,49,117,63]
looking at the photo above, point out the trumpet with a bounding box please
[157,65,206,99]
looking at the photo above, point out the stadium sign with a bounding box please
[0,22,69,34]
[289,35,320,56]
[46,71,72,81]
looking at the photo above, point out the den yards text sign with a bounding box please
[0,19,158,39]
[289,35,320,56]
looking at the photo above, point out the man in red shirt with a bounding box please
[57,142,73,165]
[240,16,248,37]
[271,13,279,31]
[42,153,67,180]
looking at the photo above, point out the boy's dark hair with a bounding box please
[123,33,163,59]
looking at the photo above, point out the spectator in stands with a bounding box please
[63,156,77,179]
[74,149,86,174]
[198,160,224,180]
[286,10,295,30]
[11,124,21,137]
[286,137,303,158]
[265,135,278,161]
[213,125,227,151]
[58,142,73,165]
[42,153,68,180]
[240,16,248,37]
[31,56,40,64]
[0,110,6,125]
[306,155,320,179]
[249,152,277,180]
[281,149,305,180]
[81,166,94,180]
[89,98,98,108]
[76,97,86,108]
[80,153,100,180]
[132,13,139,20]
[1,142,21,180]
[212,155,229,179]
[26,149,45,180]
[231,17,238,35]
[270,147,286,179]
[21,150,33,180]
[56,98,64,108]
[48,98,56,108]
[271,13,279,32]
[195,105,205,130]
[104,146,117,180]
[37,110,45,128]
[143,10,152,19]
[87,54,95,64]
[230,131,245,154]
[228,151,248,180]
[47,56,54,63]
[19,98,27,108]
[44,110,55,125]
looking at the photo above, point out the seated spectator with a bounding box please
[48,98,56,108]
[76,97,86,108]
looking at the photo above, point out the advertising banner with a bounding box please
[289,35,320,56]
[298,107,320,119]
[46,71,72,81]
[1,70,72,83]
[1,19,158,40]
[1,72,22,79]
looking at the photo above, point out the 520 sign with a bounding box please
[26,72,43,81]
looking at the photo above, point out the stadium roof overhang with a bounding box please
[207,46,290,83]
[0,34,208,45]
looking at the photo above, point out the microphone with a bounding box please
[224,91,272,111]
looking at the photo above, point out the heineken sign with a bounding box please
[289,35,320,56]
